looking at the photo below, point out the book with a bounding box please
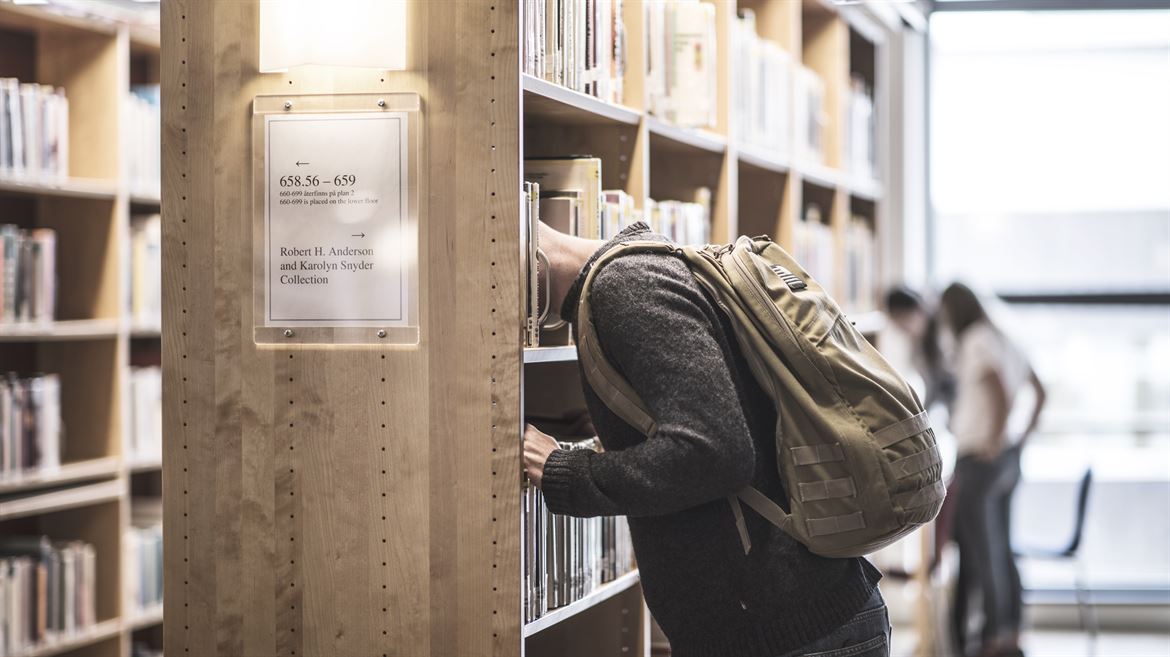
[125,501,163,618]
[0,537,97,653]
[845,74,876,181]
[843,215,877,313]
[0,226,57,325]
[793,204,835,295]
[0,373,64,481]
[647,188,711,246]
[796,66,827,164]
[733,10,792,154]
[523,182,542,348]
[525,157,603,239]
[128,367,162,464]
[647,0,717,129]
[129,214,162,327]
[523,0,626,104]
[127,85,160,197]
[0,82,68,182]
[521,434,634,622]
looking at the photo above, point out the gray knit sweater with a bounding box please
[540,223,881,657]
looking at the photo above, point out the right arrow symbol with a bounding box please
[351,232,366,238]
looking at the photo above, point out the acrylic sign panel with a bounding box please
[254,94,421,344]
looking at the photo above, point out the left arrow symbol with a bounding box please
[295,161,309,166]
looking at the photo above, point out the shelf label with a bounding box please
[263,112,412,327]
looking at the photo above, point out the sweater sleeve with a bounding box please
[539,253,757,518]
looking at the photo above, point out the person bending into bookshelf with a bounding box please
[523,221,887,657]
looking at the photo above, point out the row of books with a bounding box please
[733,10,792,154]
[522,0,627,105]
[0,374,62,482]
[647,0,717,128]
[522,438,634,623]
[125,499,162,618]
[0,226,56,325]
[842,215,878,313]
[0,537,96,657]
[0,80,69,182]
[845,74,877,181]
[792,205,836,298]
[522,157,713,346]
[128,215,161,328]
[127,367,161,465]
[126,85,160,198]
[795,66,828,165]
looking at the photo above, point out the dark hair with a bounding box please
[940,282,988,337]
[886,286,925,315]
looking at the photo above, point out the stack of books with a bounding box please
[1,225,56,325]
[0,80,69,182]
[0,374,62,481]
[647,0,717,128]
[125,499,162,619]
[126,85,160,197]
[733,10,792,154]
[524,158,643,346]
[792,204,835,295]
[795,66,827,164]
[0,537,97,655]
[128,367,161,465]
[647,191,711,246]
[128,214,161,328]
[522,437,635,623]
[842,215,877,313]
[522,0,627,104]
[846,74,876,181]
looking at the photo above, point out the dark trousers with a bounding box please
[777,587,890,657]
[952,446,1024,657]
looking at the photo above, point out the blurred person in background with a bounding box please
[884,286,955,412]
[940,282,1047,657]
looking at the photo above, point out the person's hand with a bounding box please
[523,424,560,488]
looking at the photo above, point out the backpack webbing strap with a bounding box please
[893,480,948,511]
[790,443,845,466]
[576,240,680,438]
[806,511,867,537]
[736,486,790,530]
[891,446,941,480]
[728,496,752,554]
[873,411,931,448]
[798,477,856,502]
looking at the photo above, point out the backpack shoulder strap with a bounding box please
[576,240,678,437]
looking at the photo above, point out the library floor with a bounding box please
[889,626,1170,657]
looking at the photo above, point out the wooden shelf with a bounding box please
[647,117,727,156]
[127,604,164,631]
[0,319,120,342]
[798,163,843,190]
[130,191,162,207]
[523,345,577,364]
[0,176,118,201]
[0,457,121,495]
[8,618,123,657]
[848,177,884,202]
[523,570,640,638]
[0,2,120,37]
[523,74,641,126]
[0,479,123,521]
[127,457,163,474]
[737,143,791,175]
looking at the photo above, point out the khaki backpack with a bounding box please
[576,236,945,558]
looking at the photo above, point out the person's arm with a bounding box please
[1017,367,1047,449]
[532,254,756,518]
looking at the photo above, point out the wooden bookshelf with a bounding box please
[522,569,641,637]
[0,2,162,656]
[163,1,907,656]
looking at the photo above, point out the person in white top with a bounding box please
[940,283,1046,657]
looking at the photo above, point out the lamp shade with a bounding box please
[259,0,407,72]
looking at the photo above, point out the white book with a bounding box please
[665,1,716,128]
[19,84,40,178]
[3,79,24,177]
[525,158,602,239]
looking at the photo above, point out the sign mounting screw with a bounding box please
[284,329,295,338]
[283,101,293,110]
[377,99,386,108]
[377,330,387,338]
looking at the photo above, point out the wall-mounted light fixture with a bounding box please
[259,0,407,72]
